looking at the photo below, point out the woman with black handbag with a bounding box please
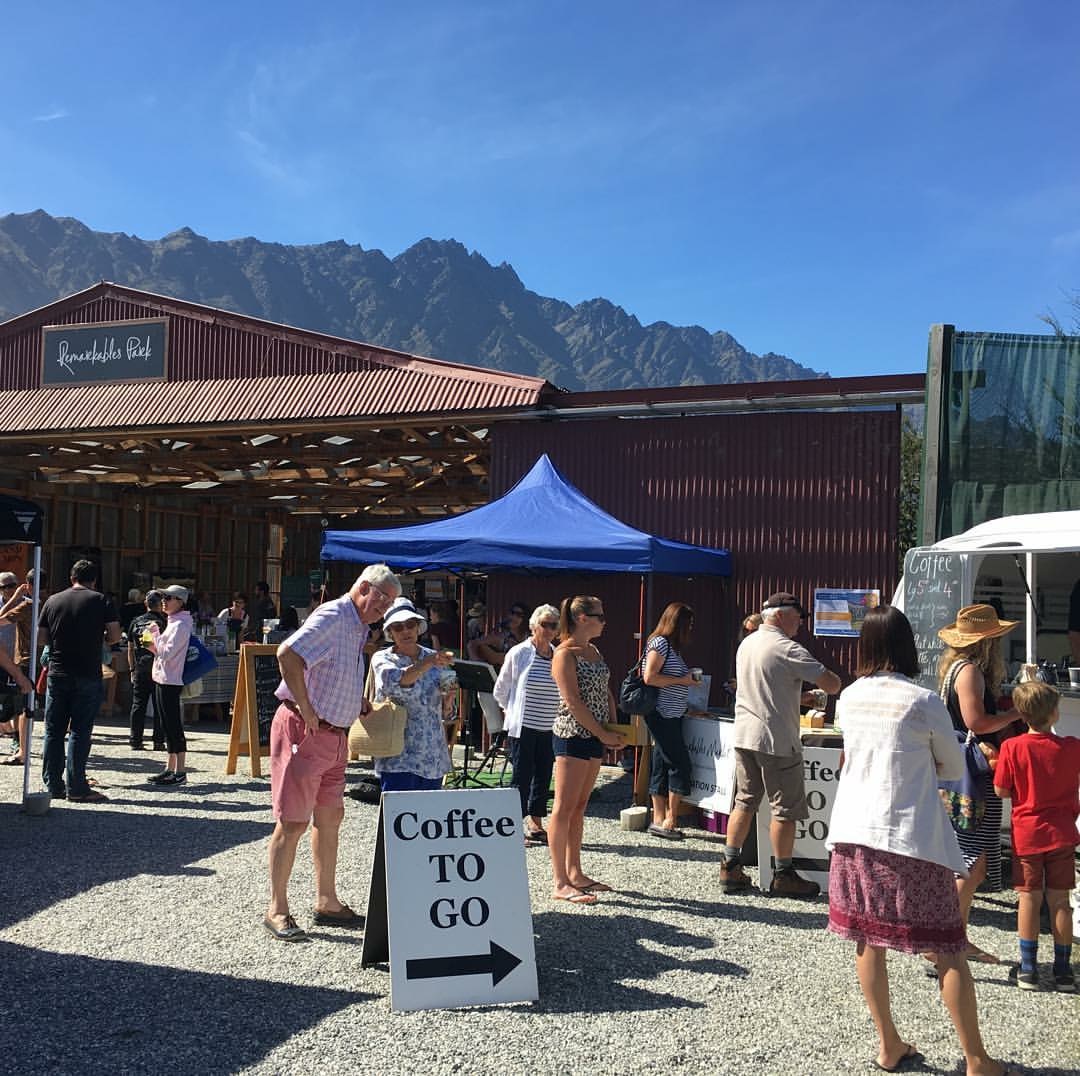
[937,605,1023,964]
[640,602,699,840]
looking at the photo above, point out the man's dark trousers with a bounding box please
[42,673,102,797]
[128,660,161,747]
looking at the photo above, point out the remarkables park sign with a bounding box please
[41,318,168,386]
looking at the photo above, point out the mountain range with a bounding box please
[0,210,824,391]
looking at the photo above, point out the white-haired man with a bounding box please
[264,564,401,941]
[721,592,841,898]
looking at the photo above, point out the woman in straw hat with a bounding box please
[937,604,1024,964]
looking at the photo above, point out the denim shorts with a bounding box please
[552,734,604,761]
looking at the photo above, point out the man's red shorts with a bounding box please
[269,705,348,823]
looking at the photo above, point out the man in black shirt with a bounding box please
[127,590,167,751]
[38,560,121,802]
[246,580,277,642]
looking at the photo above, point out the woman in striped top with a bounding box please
[493,604,562,846]
[641,602,699,840]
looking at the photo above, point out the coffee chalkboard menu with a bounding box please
[226,644,281,777]
[903,548,964,691]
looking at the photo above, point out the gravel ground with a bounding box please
[1,715,1077,1076]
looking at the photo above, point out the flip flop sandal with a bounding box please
[647,824,684,840]
[553,887,597,905]
[525,829,548,844]
[871,1045,925,1072]
[578,882,613,893]
[263,914,307,941]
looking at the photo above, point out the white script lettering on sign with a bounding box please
[681,714,736,814]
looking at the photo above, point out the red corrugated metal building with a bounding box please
[485,403,906,686]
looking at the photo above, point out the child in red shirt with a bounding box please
[994,681,1080,993]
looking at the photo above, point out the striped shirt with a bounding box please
[275,594,370,728]
[647,636,689,719]
[520,651,560,731]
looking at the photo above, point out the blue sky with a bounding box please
[2,1,1078,378]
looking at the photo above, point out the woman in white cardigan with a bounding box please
[827,605,1017,1076]
[493,604,561,846]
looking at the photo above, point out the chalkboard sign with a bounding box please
[41,318,168,386]
[225,644,281,777]
[253,653,282,747]
[903,548,964,691]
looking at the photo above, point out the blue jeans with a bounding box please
[509,727,555,818]
[644,709,691,797]
[42,674,103,797]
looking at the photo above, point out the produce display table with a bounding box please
[183,653,240,722]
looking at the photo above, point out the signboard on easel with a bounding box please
[225,643,280,777]
[361,788,538,1011]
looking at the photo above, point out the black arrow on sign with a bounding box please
[406,940,522,987]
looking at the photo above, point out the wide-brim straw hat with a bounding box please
[937,603,1018,647]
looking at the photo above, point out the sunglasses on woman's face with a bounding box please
[538,621,558,630]
[584,612,606,623]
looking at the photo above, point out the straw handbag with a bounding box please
[348,659,407,760]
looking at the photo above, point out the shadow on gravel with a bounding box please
[0,939,372,1075]
[529,911,747,1012]
[609,889,830,931]
[0,803,272,930]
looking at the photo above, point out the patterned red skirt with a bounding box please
[827,844,967,955]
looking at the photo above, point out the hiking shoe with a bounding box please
[159,771,187,786]
[768,868,820,899]
[148,770,173,784]
[1017,969,1040,991]
[719,860,752,894]
[1053,968,1076,993]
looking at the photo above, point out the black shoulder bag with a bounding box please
[618,645,660,715]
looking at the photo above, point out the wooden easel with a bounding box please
[225,643,279,777]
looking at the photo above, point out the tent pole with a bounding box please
[637,575,646,658]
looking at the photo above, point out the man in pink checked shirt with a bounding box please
[263,564,400,941]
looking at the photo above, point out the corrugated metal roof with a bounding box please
[0,366,542,436]
[0,282,550,431]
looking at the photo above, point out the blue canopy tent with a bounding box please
[321,454,732,577]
